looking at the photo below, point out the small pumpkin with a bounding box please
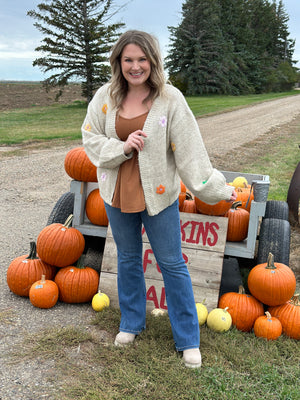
[36,214,85,268]
[269,294,300,340]
[85,189,109,226]
[180,192,197,213]
[247,253,296,306]
[178,181,186,209]
[206,307,232,332]
[235,186,254,212]
[225,201,250,242]
[29,274,59,309]
[54,258,99,303]
[64,147,97,182]
[253,311,282,340]
[6,242,56,297]
[218,285,264,332]
[195,300,208,326]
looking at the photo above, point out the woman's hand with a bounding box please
[228,189,237,202]
[123,130,147,155]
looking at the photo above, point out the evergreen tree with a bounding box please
[28,0,124,101]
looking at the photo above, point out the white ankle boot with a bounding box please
[183,348,202,368]
[114,332,136,347]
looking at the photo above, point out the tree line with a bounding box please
[28,0,298,101]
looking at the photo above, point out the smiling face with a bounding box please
[120,43,151,89]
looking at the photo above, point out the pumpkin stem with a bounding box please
[265,311,272,319]
[291,293,299,306]
[63,214,74,229]
[231,201,242,210]
[76,255,87,269]
[185,192,193,201]
[265,252,276,269]
[41,274,46,284]
[238,285,246,294]
[26,241,39,260]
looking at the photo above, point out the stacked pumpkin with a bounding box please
[179,176,253,242]
[218,252,299,340]
[6,214,99,309]
[64,146,108,227]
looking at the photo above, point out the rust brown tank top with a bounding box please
[112,112,148,212]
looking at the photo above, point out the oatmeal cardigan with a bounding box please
[81,83,233,216]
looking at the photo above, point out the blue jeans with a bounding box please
[104,200,200,351]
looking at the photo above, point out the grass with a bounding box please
[10,309,300,400]
[1,90,300,146]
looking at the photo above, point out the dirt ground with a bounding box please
[0,84,299,399]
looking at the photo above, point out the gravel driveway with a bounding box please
[1,94,300,399]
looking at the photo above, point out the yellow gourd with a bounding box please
[92,291,110,312]
[232,176,248,189]
[196,301,208,325]
[207,307,232,332]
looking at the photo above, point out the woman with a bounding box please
[82,30,236,368]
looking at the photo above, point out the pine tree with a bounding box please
[28,0,124,101]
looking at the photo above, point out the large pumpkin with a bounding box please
[247,253,296,306]
[269,294,300,340]
[85,189,108,226]
[29,275,59,309]
[225,201,250,242]
[36,215,85,268]
[64,147,97,182]
[54,262,99,303]
[218,285,264,332]
[6,242,56,297]
[194,196,231,216]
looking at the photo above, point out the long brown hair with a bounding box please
[109,30,166,110]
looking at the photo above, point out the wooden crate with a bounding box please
[100,212,228,312]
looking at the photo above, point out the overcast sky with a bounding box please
[0,0,299,81]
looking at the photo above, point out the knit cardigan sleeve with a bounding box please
[81,84,131,169]
[167,86,233,204]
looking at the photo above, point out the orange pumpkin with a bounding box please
[224,201,250,242]
[178,181,186,209]
[218,285,264,332]
[269,294,300,340]
[36,215,85,268]
[194,196,231,216]
[247,253,296,306]
[180,192,197,213]
[29,275,59,309]
[54,262,99,303]
[253,311,282,340]
[85,189,108,226]
[64,147,97,182]
[6,242,56,297]
[235,186,254,212]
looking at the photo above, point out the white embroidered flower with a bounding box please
[100,172,107,182]
[159,116,167,128]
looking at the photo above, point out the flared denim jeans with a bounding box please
[104,199,200,351]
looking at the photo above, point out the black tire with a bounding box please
[219,257,243,297]
[263,200,289,221]
[256,218,290,265]
[47,192,75,225]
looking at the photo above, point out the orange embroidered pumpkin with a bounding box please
[29,275,59,309]
[269,294,300,340]
[64,147,97,182]
[36,215,85,268]
[253,311,282,340]
[85,189,108,226]
[6,242,56,297]
[54,261,99,303]
[224,201,250,242]
[218,285,264,332]
[247,253,296,306]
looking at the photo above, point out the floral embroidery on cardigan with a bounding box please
[171,142,176,152]
[156,185,165,194]
[159,116,167,127]
[102,104,108,114]
[84,123,92,131]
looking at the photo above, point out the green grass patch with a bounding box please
[186,90,300,117]
[0,101,87,145]
[11,309,300,400]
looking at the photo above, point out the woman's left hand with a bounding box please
[228,189,237,202]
